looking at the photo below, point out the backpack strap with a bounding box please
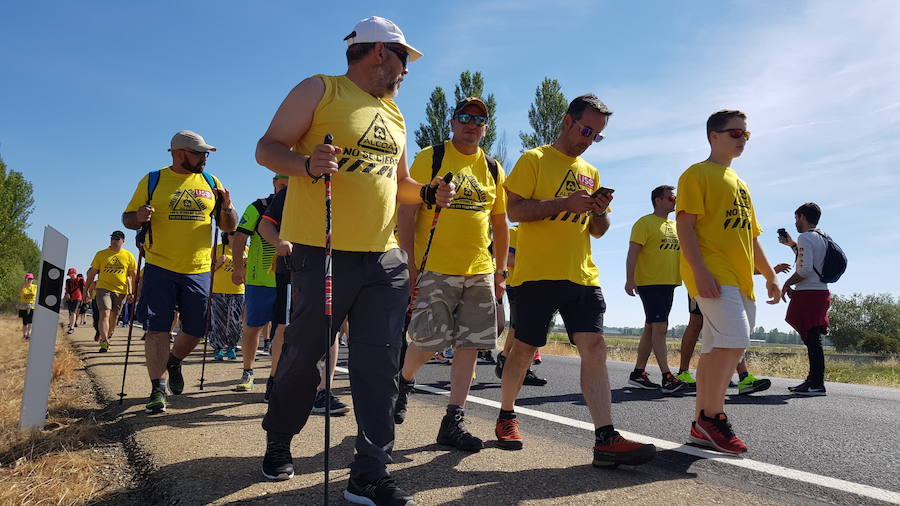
[485,154,498,183]
[147,170,161,205]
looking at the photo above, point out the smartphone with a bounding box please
[591,187,615,198]
[777,228,788,240]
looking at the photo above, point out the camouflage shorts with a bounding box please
[408,272,497,352]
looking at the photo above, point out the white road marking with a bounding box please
[339,366,900,505]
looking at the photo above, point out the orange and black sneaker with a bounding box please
[592,431,656,468]
[689,421,713,448]
[495,417,523,450]
[695,411,748,455]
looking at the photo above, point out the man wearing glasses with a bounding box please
[122,130,237,414]
[395,97,509,453]
[497,94,656,468]
[254,16,453,505]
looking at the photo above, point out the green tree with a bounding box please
[829,293,900,353]
[519,77,567,151]
[0,156,41,311]
[452,70,498,155]
[414,86,451,149]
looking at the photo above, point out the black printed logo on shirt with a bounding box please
[168,189,210,221]
[549,169,590,225]
[659,223,681,250]
[449,174,488,212]
[723,186,753,230]
[357,113,399,155]
[103,256,127,275]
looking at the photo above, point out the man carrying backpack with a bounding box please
[779,202,837,396]
[122,130,238,414]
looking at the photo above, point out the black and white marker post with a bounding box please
[19,226,69,430]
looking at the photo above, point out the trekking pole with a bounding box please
[118,235,146,405]
[322,133,334,505]
[406,172,454,325]
[200,199,223,391]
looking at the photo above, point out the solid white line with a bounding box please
[334,366,900,505]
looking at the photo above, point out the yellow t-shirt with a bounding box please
[508,225,518,279]
[212,244,246,295]
[504,145,603,287]
[20,284,37,307]
[409,141,506,275]
[676,161,762,300]
[281,74,405,252]
[630,214,681,286]
[124,167,223,274]
[90,248,137,294]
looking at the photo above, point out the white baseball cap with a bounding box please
[344,16,423,62]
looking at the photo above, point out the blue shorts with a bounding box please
[245,284,277,327]
[138,263,210,338]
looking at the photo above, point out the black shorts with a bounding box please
[19,309,34,325]
[505,286,517,330]
[688,297,702,317]
[637,284,677,323]
[273,272,291,326]
[66,300,81,313]
[509,280,605,347]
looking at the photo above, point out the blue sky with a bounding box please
[2,1,897,332]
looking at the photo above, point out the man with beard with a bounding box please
[254,16,453,506]
[122,130,237,414]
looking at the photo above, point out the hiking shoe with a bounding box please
[494,353,506,379]
[344,475,415,506]
[394,377,415,424]
[728,379,738,388]
[145,388,167,414]
[737,374,771,395]
[695,411,748,454]
[225,347,237,360]
[788,380,810,392]
[261,437,294,480]
[311,390,351,415]
[533,351,542,365]
[495,417,523,450]
[478,350,495,364]
[167,359,184,395]
[592,431,657,467]
[689,421,713,448]
[428,352,446,364]
[675,370,697,388]
[213,349,226,361]
[264,376,274,403]
[660,372,687,394]
[628,371,660,389]
[235,370,254,392]
[436,407,483,452]
[99,339,110,353]
[793,383,827,396]
[523,368,548,386]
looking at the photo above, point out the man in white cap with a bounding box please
[255,15,451,506]
[122,130,237,414]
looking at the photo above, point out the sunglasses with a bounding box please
[185,150,210,158]
[716,128,751,141]
[573,119,605,143]
[456,113,488,126]
[384,44,408,68]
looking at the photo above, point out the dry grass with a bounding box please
[0,315,121,505]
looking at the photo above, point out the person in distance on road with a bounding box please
[84,230,137,353]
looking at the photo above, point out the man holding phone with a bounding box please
[496,93,656,468]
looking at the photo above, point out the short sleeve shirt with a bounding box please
[212,244,246,294]
[237,195,277,288]
[629,214,681,286]
[90,248,138,294]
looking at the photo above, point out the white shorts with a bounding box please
[695,285,755,354]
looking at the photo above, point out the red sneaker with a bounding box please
[593,432,656,467]
[689,421,713,448]
[495,417,523,450]
[533,351,542,365]
[695,411,748,454]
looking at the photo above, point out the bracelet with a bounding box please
[305,156,322,183]
[590,210,608,218]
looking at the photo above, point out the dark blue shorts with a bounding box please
[138,263,210,338]
[245,284,277,327]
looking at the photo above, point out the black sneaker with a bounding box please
[792,383,827,396]
[394,377,415,425]
[261,436,294,481]
[167,359,184,395]
[264,376,274,403]
[523,368,547,386]
[660,372,687,394]
[478,350,496,364]
[311,390,351,415]
[494,353,506,379]
[344,475,415,506]
[436,407,483,452]
[788,380,810,392]
[628,371,660,390]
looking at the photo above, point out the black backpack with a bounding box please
[812,230,847,283]
[429,142,498,185]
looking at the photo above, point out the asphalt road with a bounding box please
[407,352,900,505]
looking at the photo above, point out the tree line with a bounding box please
[0,156,41,312]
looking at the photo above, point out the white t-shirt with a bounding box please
[795,228,828,291]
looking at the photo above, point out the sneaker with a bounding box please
[533,351,542,365]
[436,407,483,452]
[689,421,713,448]
[788,380,810,392]
[311,390,351,415]
[495,417,523,450]
[225,347,237,360]
[213,349,226,361]
[99,339,110,353]
[67,327,74,334]
[494,353,506,379]
[261,436,294,480]
[235,370,254,392]
[478,350,495,364]
[94,332,100,342]
[737,374,771,395]
[523,368,548,386]
[444,347,455,361]
[262,339,271,354]
[694,411,748,454]
[728,379,738,388]
[660,372,687,394]
[675,370,697,388]
[628,371,660,390]
[264,376,274,403]
[592,431,657,467]
[167,359,184,395]
[793,383,827,396]
[145,388,167,414]
[428,352,446,364]
[344,475,414,506]
[394,377,415,424]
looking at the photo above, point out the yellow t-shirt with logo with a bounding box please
[90,248,138,294]
[125,167,223,274]
[676,161,762,300]
[409,141,506,275]
[281,74,405,252]
[504,145,603,287]
[630,214,681,286]
[212,244,246,295]
[20,284,37,308]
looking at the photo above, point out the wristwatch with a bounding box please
[496,270,509,279]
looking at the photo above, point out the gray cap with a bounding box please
[169,130,217,152]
